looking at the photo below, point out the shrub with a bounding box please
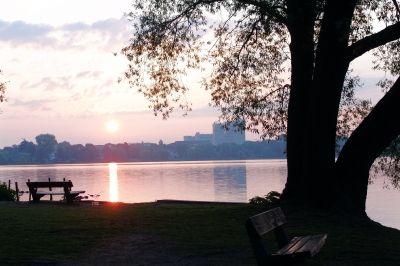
[249,191,281,204]
[0,182,17,201]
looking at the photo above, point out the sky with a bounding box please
[0,0,387,147]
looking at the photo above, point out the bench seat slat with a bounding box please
[36,191,65,195]
[274,236,305,256]
[273,234,327,258]
[280,235,312,255]
[295,234,327,257]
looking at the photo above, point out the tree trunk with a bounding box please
[336,77,400,213]
[281,0,316,200]
[299,0,357,206]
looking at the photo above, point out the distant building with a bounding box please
[182,119,245,146]
[212,119,245,146]
[195,132,213,142]
[212,124,225,146]
[183,132,212,143]
[184,136,195,141]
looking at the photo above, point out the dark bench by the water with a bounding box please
[26,180,85,203]
[246,207,327,266]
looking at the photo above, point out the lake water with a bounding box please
[1,159,399,230]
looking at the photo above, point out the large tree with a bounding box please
[121,0,400,213]
[35,134,58,162]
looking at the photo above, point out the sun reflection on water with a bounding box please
[108,163,118,202]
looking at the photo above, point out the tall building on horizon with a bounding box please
[212,119,245,146]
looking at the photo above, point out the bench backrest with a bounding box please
[26,181,74,188]
[246,207,290,265]
[247,207,287,236]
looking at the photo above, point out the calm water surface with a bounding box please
[1,160,399,230]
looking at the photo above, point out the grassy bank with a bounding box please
[0,201,399,265]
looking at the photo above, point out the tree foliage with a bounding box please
[35,134,58,163]
[0,70,7,114]
[121,0,397,138]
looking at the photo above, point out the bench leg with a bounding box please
[32,194,45,202]
[65,194,79,203]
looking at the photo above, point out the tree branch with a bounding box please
[233,17,262,71]
[347,22,400,62]
[237,0,288,25]
[160,0,225,27]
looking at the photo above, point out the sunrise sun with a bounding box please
[106,121,119,132]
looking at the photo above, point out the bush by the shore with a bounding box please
[0,182,16,201]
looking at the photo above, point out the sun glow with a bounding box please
[107,121,119,132]
[109,163,118,202]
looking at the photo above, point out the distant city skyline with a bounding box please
[1,118,249,148]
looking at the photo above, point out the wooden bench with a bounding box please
[246,207,327,266]
[26,180,85,203]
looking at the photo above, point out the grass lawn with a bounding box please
[0,201,399,265]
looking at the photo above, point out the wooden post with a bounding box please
[15,182,19,202]
[8,180,10,189]
[48,177,53,201]
[63,178,66,201]
[28,179,31,202]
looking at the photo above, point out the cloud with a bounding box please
[76,71,91,78]
[92,17,129,33]
[0,16,132,50]
[91,71,103,78]
[76,71,103,78]
[103,78,115,87]
[17,70,115,99]
[10,98,55,111]
[61,22,91,32]
[21,76,74,91]
[62,18,129,33]
[0,20,53,46]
